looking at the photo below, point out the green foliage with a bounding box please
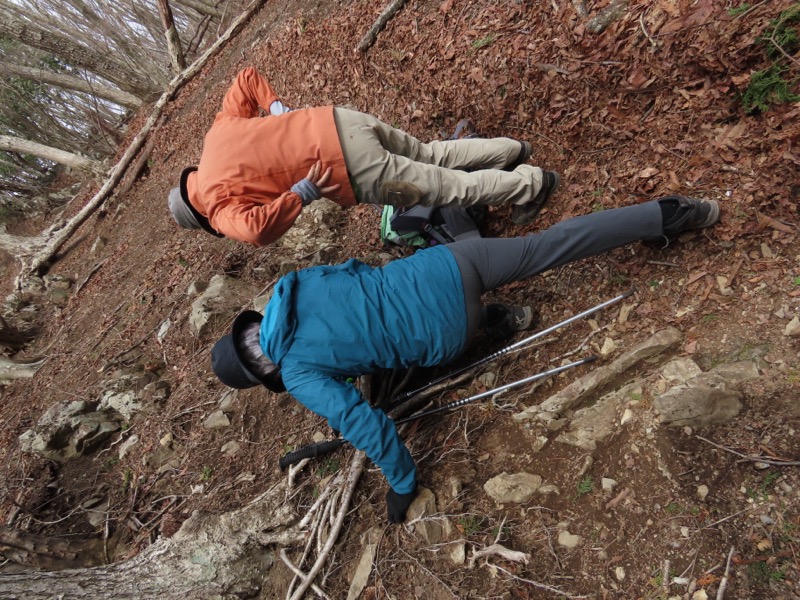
[728,3,751,16]
[576,476,594,497]
[792,276,800,286]
[742,65,800,114]
[471,34,496,50]
[458,515,483,536]
[316,457,339,479]
[200,465,213,481]
[759,5,800,58]
[740,5,800,113]
[748,560,786,584]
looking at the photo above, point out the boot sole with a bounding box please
[511,171,561,226]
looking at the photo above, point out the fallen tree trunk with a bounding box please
[357,0,407,52]
[0,481,303,599]
[0,355,45,379]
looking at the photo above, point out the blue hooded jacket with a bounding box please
[261,245,467,494]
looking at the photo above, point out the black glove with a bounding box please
[386,486,417,524]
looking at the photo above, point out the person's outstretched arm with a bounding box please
[220,66,283,118]
[284,367,418,497]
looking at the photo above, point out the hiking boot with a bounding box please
[660,195,720,235]
[504,141,532,171]
[511,170,560,226]
[482,303,538,340]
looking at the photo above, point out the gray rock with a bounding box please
[90,236,106,254]
[556,381,641,450]
[19,400,122,461]
[203,410,230,429]
[484,472,542,504]
[406,486,453,544]
[661,358,703,383]
[49,288,69,306]
[118,434,139,459]
[189,275,259,337]
[221,441,240,456]
[785,316,800,337]
[347,528,380,600]
[557,530,581,548]
[517,327,682,420]
[655,361,760,427]
[99,389,140,422]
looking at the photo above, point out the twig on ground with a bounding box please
[716,546,736,599]
[280,549,331,600]
[357,0,407,52]
[491,563,589,598]
[703,507,753,530]
[75,258,109,294]
[640,11,657,47]
[696,435,800,466]
[288,451,366,600]
[468,543,530,568]
[605,487,631,509]
[587,0,629,34]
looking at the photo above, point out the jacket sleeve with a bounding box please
[221,67,281,118]
[210,192,303,246]
[284,367,417,494]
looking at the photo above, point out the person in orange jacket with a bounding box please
[167,67,560,247]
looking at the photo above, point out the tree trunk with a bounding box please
[0,62,143,109]
[0,355,45,379]
[0,526,106,570]
[157,0,187,75]
[174,0,224,19]
[0,135,104,176]
[0,482,302,599]
[0,7,159,98]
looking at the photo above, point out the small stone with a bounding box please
[692,589,709,600]
[602,478,618,492]
[203,410,230,429]
[783,316,800,337]
[760,243,773,259]
[620,408,633,425]
[697,484,709,501]
[118,434,139,459]
[221,441,240,456]
[557,530,581,548]
[614,566,626,581]
[312,431,326,443]
[160,433,173,447]
[680,526,690,538]
[683,426,693,436]
[478,372,497,388]
[600,337,617,356]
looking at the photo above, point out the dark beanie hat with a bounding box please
[211,311,286,393]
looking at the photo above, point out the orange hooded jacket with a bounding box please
[184,67,356,246]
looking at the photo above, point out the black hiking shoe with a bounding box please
[511,170,560,226]
[660,195,720,235]
[483,303,538,341]
[504,141,532,171]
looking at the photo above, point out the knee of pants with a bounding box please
[380,180,425,207]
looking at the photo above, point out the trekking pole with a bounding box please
[389,289,633,407]
[395,355,595,424]
[278,355,595,469]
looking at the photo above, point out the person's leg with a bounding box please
[333,108,543,207]
[446,201,664,293]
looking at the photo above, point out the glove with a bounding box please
[386,485,417,524]
[291,178,321,206]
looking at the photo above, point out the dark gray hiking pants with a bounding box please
[447,200,663,342]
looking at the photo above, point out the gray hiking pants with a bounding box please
[333,108,543,208]
[447,200,663,342]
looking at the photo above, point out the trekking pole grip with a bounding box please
[278,439,346,470]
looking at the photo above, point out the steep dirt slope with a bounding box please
[1,0,798,598]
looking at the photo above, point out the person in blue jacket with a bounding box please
[210,195,719,523]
